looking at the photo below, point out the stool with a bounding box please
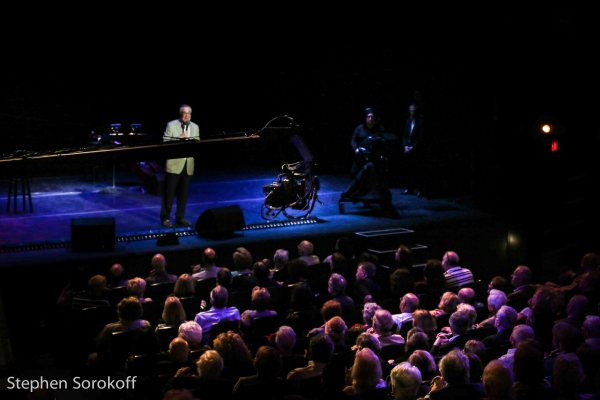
[6,173,33,213]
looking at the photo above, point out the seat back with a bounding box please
[179,296,202,321]
[156,325,180,352]
[141,300,163,327]
[108,286,129,305]
[254,314,283,337]
[210,319,240,345]
[228,290,251,314]
[380,343,405,363]
[145,282,175,303]
[195,277,217,300]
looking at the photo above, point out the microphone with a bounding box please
[184,120,190,132]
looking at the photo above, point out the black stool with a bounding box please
[83,164,107,181]
[6,172,33,213]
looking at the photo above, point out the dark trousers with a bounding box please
[160,164,191,221]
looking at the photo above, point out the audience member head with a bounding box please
[438,349,470,385]
[108,263,126,286]
[463,339,487,367]
[458,287,477,305]
[87,274,107,296]
[308,333,334,364]
[404,329,431,357]
[325,316,347,345]
[117,296,143,323]
[174,274,195,298]
[566,294,589,318]
[487,289,508,315]
[356,261,377,281]
[297,240,315,257]
[212,331,253,365]
[390,362,422,400]
[390,268,415,298]
[250,286,271,311]
[178,321,203,348]
[162,296,186,326]
[127,277,147,299]
[362,302,382,327]
[162,389,197,400]
[575,342,600,386]
[216,267,232,289]
[394,244,414,267]
[253,345,282,379]
[252,261,270,280]
[494,305,518,332]
[482,360,514,400]
[582,315,600,340]
[201,248,217,266]
[423,259,445,287]
[151,253,166,273]
[400,293,420,314]
[355,332,382,354]
[275,325,296,355]
[196,349,223,380]
[441,251,460,271]
[510,265,532,288]
[233,247,252,272]
[488,276,511,294]
[456,303,477,327]
[509,324,535,349]
[438,291,460,314]
[209,285,229,309]
[168,337,190,363]
[372,309,395,335]
[449,310,471,335]
[272,249,289,270]
[412,309,437,339]
[552,321,584,353]
[320,299,343,323]
[408,349,438,381]
[328,273,347,297]
[350,347,383,394]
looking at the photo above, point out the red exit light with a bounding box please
[551,140,559,152]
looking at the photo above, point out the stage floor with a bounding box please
[0,164,501,270]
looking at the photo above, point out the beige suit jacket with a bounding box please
[163,119,200,175]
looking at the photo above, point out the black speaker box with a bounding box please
[71,217,115,252]
[196,205,245,238]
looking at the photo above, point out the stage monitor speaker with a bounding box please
[196,205,245,238]
[71,217,115,252]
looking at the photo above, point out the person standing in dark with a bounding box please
[160,104,200,227]
[350,107,387,178]
[401,103,426,197]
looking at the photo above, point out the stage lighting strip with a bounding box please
[0,218,322,253]
[244,217,320,230]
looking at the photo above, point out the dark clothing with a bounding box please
[161,168,192,222]
[427,382,484,400]
[232,375,288,400]
[482,328,512,348]
[145,271,178,285]
[352,277,381,304]
[401,115,426,194]
[507,284,537,312]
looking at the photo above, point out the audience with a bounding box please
[49,240,600,400]
[441,251,474,291]
[297,240,320,266]
[192,248,220,281]
[194,285,241,344]
[146,253,178,284]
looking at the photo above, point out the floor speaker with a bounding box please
[71,217,116,252]
[196,205,245,238]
